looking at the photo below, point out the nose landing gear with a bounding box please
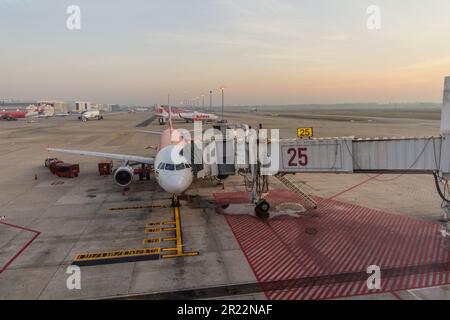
[255,200,270,219]
[171,195,181,208]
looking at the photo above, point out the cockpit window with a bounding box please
[159,162,192,171]
[165,163,175,171]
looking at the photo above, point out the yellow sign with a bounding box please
[297,127,313,138]
[74,248,161,262]
[143,238,161,244]
[145,228,162,234]
[145,221,175,227]
[146,222,161,227]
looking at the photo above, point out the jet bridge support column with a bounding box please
[445,204,450,236]
[439,77,450,236]
[440,77,450,179]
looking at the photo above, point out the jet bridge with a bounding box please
[277,135,443,175]
[196,77,450,220]
[273,77,450,180]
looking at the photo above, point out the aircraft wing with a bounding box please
[178,113,192,120]
[47,148,154,165]
[136,130,163,135]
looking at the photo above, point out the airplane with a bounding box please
[27,105,58,118]
[78,110,104,121]
[0,109,39,120]
[48,104,195,197]
[27,104,69,118]
[0,114,17,121]
[154,105,218,125]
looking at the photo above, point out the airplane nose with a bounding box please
[160,173,190,195]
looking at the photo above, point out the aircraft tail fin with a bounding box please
[168,94,173,130]
[154,105,164,114]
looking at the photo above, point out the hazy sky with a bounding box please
[2,0,450,105]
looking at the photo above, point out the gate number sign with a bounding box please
[297,127,313,138]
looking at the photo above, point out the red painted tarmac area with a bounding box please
[214,190,450,300]
[0,222,41,274]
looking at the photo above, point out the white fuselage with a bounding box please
[153,128,194,195]
[155,106,218,122]
[154,146,193,195]
[80,110,101,121]
[179,111,219,122]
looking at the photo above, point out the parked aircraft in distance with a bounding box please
[78,110,104,121]
[154,105,218,125]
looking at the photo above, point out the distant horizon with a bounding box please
[2,1,450,105]
[0,100,443,109]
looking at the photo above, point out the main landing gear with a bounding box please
[255,199,270,219]
[138,164,151,181]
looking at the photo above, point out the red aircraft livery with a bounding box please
[0,111,27,119]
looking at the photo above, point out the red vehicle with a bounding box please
[98,161,113,176]
[48,160,65,174]
[0,111,27,119]
[54,163,80,178]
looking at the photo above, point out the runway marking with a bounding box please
[73,248,161,266]
[144,228,162,234]
[391,291,403,300]
[73,203,198,265]
[160,205,199,259]
[143,238,161,244]
[327,174,383,200]
[145,221,176,227]
[407,290,423,300]
[135,115,157,128]
[108,204,170,212]
[109,261,450,300]
[0,221,41,274]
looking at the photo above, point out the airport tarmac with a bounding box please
[0,110,449,300]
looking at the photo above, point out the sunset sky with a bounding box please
[1,0,450,105]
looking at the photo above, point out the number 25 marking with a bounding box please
[288,148,308,167]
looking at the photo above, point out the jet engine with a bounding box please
[114,166,134,187]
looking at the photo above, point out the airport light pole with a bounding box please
[220,87,225,122]
[201,94,205,111]
[209,90,212,113]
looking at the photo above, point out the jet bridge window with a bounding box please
[165,163,175,171]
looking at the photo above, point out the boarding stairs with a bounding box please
[275,173,318,209]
